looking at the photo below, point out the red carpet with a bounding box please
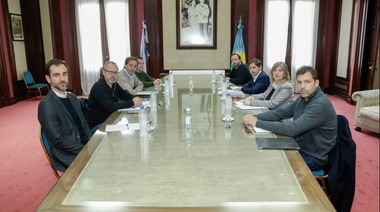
[0,95,378,211]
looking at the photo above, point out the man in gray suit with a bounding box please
[38,59,92,172]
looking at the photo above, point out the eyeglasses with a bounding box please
[104,69,119,76]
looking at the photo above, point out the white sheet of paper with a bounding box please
[253,127,271,133]
[105,124,128,132]
[234,101,267,110]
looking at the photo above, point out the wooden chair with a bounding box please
[39,127,61,179]
[23,70,49,100]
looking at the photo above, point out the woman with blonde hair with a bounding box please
[243,62,294,110]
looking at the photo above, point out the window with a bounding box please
[264,0,319,92]
[76,0,130,95]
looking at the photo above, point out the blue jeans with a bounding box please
[299,151,325,171]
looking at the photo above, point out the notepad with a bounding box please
[256,137,300,150]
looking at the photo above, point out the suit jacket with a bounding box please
[250,80,294,110]
[118,69,144,95]
[241,71,270,94]
[38,91,92,172]
[328,115,356,212]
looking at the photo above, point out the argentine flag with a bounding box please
[140,22,150,73]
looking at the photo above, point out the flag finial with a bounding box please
[238,16,242,26]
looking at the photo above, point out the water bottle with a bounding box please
[150,88,157,111]
[189,76,193,95]
[164,78,170,111]
[139,106,148,137]
[169,71,174,99]
[212,70,216,83]
[221,79,227,99]
[185,106,192,129]
[224,93,232,121]
[150,88,157,128]
[218,74,223,90]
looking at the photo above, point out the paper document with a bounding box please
[105,124,128,132]
[136,91,151,96]
[234,101,267,110]
[253,127,271,133]
[118,107,140,113]
[105,123,140,132]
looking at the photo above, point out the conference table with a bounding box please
[37,74,335,211]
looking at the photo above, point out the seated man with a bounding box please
[135,56,161,87]
[225,53,251,85]
[243,66,337,172]
[85,61,143,129]
[38,59,92,172]
[118,56,144,95]
[239,58,270,94]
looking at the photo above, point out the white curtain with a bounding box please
[76,0,130,95]
[263,0,290,74]
[104,0,130,68]
[76,0,102,95]
[291,0,319,92]
[263,0,319,92]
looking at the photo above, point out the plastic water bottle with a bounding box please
[189,76,193,95]
[218,74,223,90]
[224,93,232,121]
[164,78,170,111]
[139,106,148,137]
[185,106,192,129]
[221,79,227,99]
[169,71,174,99]
[150,88,157,110]
[212,70,216,83]
[150,88,157,128]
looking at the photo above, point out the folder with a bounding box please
[256,137,300,150]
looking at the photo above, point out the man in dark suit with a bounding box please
[38,59,92,172]
[240,58,270,94]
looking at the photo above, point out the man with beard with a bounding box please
[85,61,142,130]
[243,66,337,173]
[38,59,93,172]
[225,53,251,85]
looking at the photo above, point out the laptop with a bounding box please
[256,137,300,150]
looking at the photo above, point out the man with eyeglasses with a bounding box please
[118,56,144,95]
[85,61,143,130]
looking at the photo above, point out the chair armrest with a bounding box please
[352,89,380,107]
[351,89,379,125]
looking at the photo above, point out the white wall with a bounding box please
[162,0,231,70]
[39,0,54,64]
[336,0,353,78]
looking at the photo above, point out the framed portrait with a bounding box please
[176,0,217,49]
[10,14,24,41]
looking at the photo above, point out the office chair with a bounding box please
[78,97,89,116]
[39,127,62,179]
[23,70,49,100]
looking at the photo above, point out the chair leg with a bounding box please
[38,88,43,99]
[26,90,30,101]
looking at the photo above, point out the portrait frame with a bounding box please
[176,0,217,49]
[10,14,24,41]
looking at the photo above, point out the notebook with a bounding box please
[256,137,300,150]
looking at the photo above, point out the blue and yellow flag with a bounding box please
[231,24,246,70]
